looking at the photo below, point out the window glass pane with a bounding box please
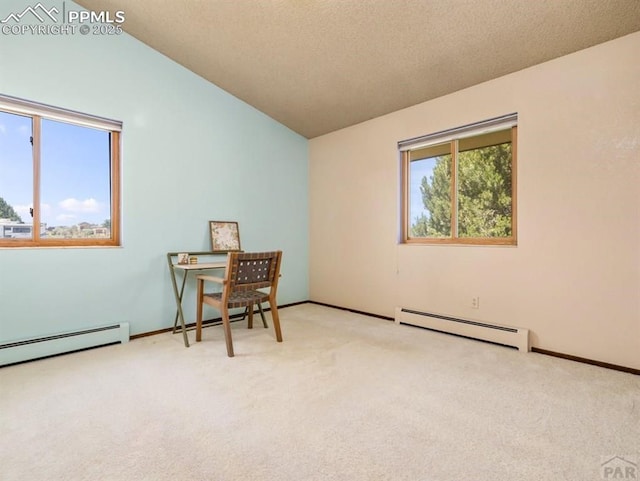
[40,119,111,239]
[409,147,451,238]
[457,140,512,237]
[0,111,33,240]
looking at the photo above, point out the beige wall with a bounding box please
[309,32,640,369]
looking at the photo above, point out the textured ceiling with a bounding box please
[75,0,640,138]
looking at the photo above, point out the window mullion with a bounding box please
[450,139,458,239]
[32,115,41,241]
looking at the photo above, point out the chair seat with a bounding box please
[204,289,269,308]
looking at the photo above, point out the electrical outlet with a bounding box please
[471,296,480,309]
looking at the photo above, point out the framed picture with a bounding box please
[209,221,241,252]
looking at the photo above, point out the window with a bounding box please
[400,114,517,246]
[0,94,121,247]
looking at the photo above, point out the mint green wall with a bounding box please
[0,0,309,341]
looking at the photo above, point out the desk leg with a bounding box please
[168,263,190,348]
[173,273,188,333]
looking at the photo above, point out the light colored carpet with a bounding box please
[0,303,638,481]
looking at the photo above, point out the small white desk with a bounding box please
[167,252,227,347]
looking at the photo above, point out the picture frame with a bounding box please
[209,221,241,252]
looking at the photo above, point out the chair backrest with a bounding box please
[226,251,282,292]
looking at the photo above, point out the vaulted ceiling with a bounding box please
[75,0,640,138]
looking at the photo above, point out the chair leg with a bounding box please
[269,298,283,342]
[247,306,254,329]
[257,303,268,328]
[196,279,204,342]
[221,308,234,357]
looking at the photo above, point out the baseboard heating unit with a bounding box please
[395,307,529,352]
[0,323,130,367]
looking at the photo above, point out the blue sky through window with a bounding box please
[409,158,434,225]
[0,110,110,228]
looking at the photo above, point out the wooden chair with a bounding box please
[195,251,283,357]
